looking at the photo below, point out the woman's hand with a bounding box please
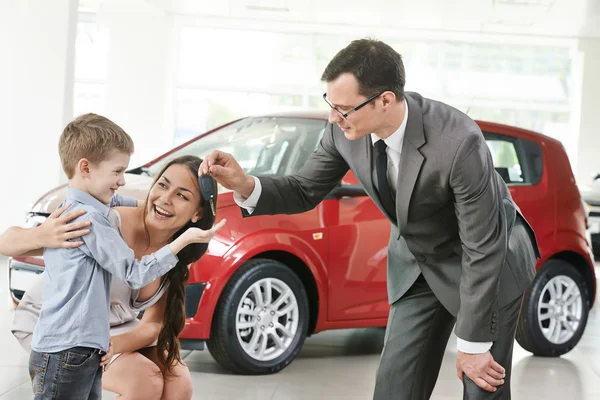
[182,219,227,244]
[168,219,227,255]
[37,204,91,248]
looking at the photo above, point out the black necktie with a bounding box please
[375,140,397,222]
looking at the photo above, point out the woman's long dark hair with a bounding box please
[141,155,217,374]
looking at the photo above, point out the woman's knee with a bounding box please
[162,363,193,400]
[138,368,165,400]
[103,353,164,400]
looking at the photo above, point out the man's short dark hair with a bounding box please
[321,38,405,101]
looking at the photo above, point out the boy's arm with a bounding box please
[110,193,140,208]
[82,212,182,289]
[0,205,90,257]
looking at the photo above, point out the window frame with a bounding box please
[483,131,544,186]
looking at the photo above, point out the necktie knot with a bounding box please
[375,139,387,155]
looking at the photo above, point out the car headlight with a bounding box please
[22,214,48,229]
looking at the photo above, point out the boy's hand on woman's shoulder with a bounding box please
[36,204,91,249]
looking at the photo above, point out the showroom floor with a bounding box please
[1,257,599,400]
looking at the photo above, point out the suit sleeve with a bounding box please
[246,123,350,217]
[450,131,507,342]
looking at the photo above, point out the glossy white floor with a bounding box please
[1,256,599,399]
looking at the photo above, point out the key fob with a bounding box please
[199,174,216,216]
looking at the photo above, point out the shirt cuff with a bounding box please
[233,176,261,215]
[155,244,179,268]
[456,337,493,354]
[110,193,138,208]
[120,196,138,208]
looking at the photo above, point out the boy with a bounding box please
[28,113,212,400]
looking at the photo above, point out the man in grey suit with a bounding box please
[199,38,540,399]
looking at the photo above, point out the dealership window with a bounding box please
[73,17,108,117]
[71,14,577,165]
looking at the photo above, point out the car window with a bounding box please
[483,133,543,186]
[147,117,327,177]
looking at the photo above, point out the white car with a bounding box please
[579,174,600,258]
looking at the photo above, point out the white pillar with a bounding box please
[97,1,175,169]
[574,38,600,185]
[0,0,78,232]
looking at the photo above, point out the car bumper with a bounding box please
[7,258,44,304]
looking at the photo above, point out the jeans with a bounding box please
[29,347,103,400]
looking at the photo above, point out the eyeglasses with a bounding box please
[322,91,385,119]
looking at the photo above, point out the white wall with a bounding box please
[575,38,600,185]
[0,0,78,232]
[98,2,176,168]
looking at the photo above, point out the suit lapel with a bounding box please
[396,95,426,238]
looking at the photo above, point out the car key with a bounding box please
[199,174,216,216]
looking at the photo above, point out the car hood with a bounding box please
[29,173,237,215]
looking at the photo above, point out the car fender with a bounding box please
[181,230,329,339]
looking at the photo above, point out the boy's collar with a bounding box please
[66,188,110,217]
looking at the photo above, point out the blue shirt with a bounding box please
[31,188,179,353]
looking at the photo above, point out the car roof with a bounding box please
[142,108,558,169]
[244,108,557,143]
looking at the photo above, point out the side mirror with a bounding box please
[326,184,367,199]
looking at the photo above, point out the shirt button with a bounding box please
[416,255,426,262]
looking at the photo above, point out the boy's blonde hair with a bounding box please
[59,113,134,178]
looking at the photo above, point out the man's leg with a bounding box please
[373,274,456,400]
[462,295,522,400]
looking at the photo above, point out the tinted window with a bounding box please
[147,117,327,177]
[484,133,543,185]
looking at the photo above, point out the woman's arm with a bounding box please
[110,294,167,355]
[0,205,90,257]
[0,226,44,257]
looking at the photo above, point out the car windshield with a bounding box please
[145,117,328,178]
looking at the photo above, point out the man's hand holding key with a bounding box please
[198,150,255,198]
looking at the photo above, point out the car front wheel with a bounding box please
[206,258,309,374]
[516,259,589,357]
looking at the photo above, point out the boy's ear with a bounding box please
[191,207,203,223]
[77,158,91,178]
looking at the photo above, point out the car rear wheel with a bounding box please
[516,259,589,357]
[206,258,309,374]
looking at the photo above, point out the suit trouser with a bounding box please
[373,274,522,400]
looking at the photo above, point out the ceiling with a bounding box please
[80,0,600,39]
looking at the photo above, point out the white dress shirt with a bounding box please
[233,99,492,354]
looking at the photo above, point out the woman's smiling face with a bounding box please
[145,163,203,231]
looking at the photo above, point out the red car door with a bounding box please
[325,172,391,322]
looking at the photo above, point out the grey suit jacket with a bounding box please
[246,92,540,342]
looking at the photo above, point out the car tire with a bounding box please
[516,259,589,357]
[206,258,309,374]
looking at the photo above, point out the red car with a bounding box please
[8,111,596,374]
